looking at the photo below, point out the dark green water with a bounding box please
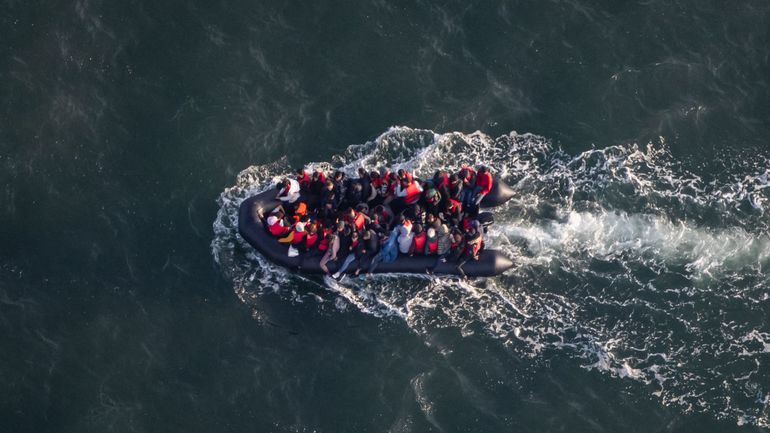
[2,1,770,432]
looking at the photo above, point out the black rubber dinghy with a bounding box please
[238,177,515,277]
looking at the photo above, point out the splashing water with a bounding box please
[212,126,770,427]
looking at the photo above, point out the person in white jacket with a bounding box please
[395,214,414,254]
[276,178,301,203]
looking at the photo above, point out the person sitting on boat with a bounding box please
[397,168,414,184]
[309,171,326,196]
[319,180,339,221]
[266,208,290,237]
[425,221,453,274]
[393,177,423,215]
[446,229,466,264]
[408,224,427,256]
[447,173,463,202]
[319,231,340,275]
[458,167,477,209]
[424,188,442,215]
[353,228,380,276]
[442,198,463,227]
[356,168,374,203]
[296,168,311,193]
[372,205,393,231]
[407,203,426,226]
[395,214,414,254]
[332,170,347,198]
[456,225,483,279]
[344,205,370,231]
[332,229,360,280]
[424,227,439,256]
[471,166,494,207]
[276,177,301,204]
[299,222,319,253]
[342,181,364,210]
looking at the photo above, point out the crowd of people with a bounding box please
[262,165,496,280]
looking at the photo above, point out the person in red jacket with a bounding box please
[471,166,494,206]
[296,168,311,193]
[409,224,427,256]
[266,209,290,237]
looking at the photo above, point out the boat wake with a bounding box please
[212,126,770,427]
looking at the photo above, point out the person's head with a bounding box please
[426,228,436,239]
[443,200,454,211]
[465,225,477,236]
[353,182,362,191]
[452,231,464,242]
[478,166,487,174]
[336,221,346,232]
[362,229,372,240]
[414,224,423,234]
[334,170,344,181]
[397,168,407,178]
[449,174,459,184]
[311,171,320,181]
[398,214,406,225]
[325,180,334,190]
[426,213,436,225]
[306,223,317,234]
[370,170,380,180]
[296,167,305,176]
[351,230,359,240]
[326,233,335,242]
[374,205,385,214]
[431,219,442,230]
[459,169,468,180]
[358,167,366,177]
[426,188,438,202]
[355,204,368,214]
[345,207,355,217]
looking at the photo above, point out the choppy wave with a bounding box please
[212,126,770,427]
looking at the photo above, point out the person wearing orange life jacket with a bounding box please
[266,208,290,237]
[408,224,427,256]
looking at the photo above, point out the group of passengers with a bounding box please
[263,164,495,279]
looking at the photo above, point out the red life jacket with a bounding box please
[404,182,422,204]
[401,170,414,183]
[268,220,289,236]
[317,171,326,184]
[353,212,366,231]
[305,232,319,249]
[426,238,438,254]
[475,171,493,195]
[462,217,473,232]
[317,228,333,251]
[291,229,306,245]
[412,232,427,254]
[297,171,311,189]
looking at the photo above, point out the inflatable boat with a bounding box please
[238,177,516,277]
